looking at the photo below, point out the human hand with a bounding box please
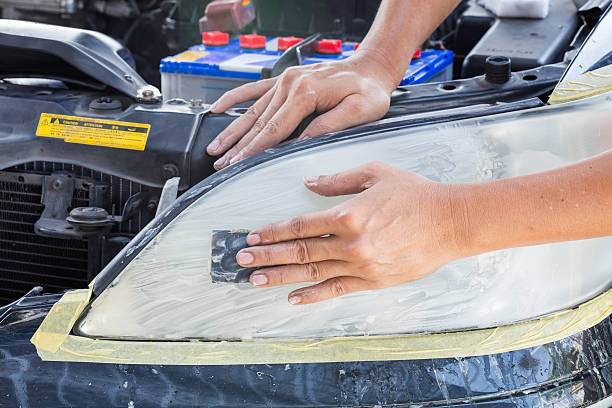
[235,161,471,305]
[206,56,397,170]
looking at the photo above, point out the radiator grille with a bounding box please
[1,161,148,305]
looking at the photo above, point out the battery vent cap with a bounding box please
[278,36,303,51]
[240,34,266,49]
[202,31,229,46]
[316,39,342,54]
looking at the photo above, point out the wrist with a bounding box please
[348,48,407,93]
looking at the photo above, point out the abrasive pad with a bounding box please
[209,229,261,283]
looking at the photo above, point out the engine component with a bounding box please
[484,55,511,84]
[0,21,567,306]
[160,37,453,103]
[461,0,580,78]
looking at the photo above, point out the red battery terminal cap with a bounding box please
[316,39,342,54]
[278,36,303,51]
[202,31,229,46]
[240,34,266,49]
[413,48,422,59]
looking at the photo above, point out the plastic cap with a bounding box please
[316,39,342,54]
[278,36,303,51]
[413,48,421,59]
[202,31,229,46]
[240,34,266,49]
[485,55,512,84]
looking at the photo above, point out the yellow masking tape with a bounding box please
[36,113,150,151]
[549,64,612,104]
[31,288,612,365]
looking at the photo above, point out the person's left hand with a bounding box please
[234,161,471,305]
[206,56,396,171]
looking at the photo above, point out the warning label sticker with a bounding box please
[170,50,209,62]
[36,113,150,151]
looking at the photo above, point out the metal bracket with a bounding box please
[34,173,80,239]
[261,33,322,79]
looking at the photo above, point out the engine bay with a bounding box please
[0,0,608,306]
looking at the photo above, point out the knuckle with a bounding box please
[262,248,274,265]
[245,104,260,119]
[292,240,310,264]
[305,262,321,281]
[293,76,313,94]
[264,119,281,136]
[289,216,306,238]
[323,174,340,187]
[367,161,387,172]
[262,225,278,243]
[333,209,362,231]
[346,239,371,260]
[276,269,288,285]
[328,277,346,298]
[362,263,378,276]
[253,117,266,133]
[279,67,300,86]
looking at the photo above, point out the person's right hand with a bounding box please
[206,55,399,170]
[233,161,471,305]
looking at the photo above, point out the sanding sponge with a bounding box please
[209,229,261,283]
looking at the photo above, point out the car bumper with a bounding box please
[1,295,611,407]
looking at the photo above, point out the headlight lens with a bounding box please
[76,93,612,340]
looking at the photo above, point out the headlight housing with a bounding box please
[75,92,612,341]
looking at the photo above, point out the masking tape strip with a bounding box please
[549,64,612,104]
[31,288,612,365]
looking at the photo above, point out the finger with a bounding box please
[222,86,294,165]
[288,276,371,305]
[237,236,344,268]
[210,78,276,113]
[213,81,292,167]
[302,162,383,197]
[247,209,337,246]
[249,260,349,287]
[298,94,376,140]
[209,88,275,159]
[229,92,316,165]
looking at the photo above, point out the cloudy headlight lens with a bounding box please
[76,93,612,340]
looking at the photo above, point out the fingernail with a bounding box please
[250,274,268,286]
[229,153,242,165]
[207,139,220,153]
[247,233,261,245]
[214,156,227,169]
[210,102,218,111]
[236,251,254,265]
[303,175,318,185]
[288,295,302,305]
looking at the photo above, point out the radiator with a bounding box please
[0,162,150,305]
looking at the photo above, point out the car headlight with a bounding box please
[74,91,612,341]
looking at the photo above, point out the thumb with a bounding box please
[303,162,383,197]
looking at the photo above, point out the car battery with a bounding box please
[160,32,453,104]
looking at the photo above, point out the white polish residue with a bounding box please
[78,94,612,340]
